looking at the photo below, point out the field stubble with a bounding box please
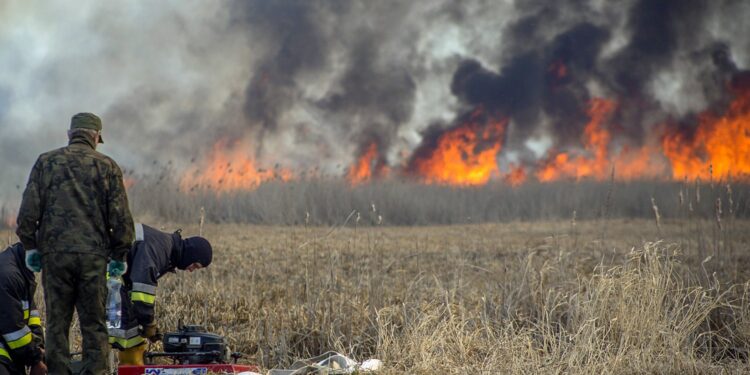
[53,218,743,374]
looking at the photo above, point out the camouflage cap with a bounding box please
[70,112,104,143]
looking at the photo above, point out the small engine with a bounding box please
[157,325,229,364]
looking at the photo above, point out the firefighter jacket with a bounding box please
[123,223,184,327]
[16,133,135,261]
[0,244,44,367]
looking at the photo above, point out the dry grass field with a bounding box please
[36,218,745,373]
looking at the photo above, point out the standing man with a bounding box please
[111,223,212,365]
[0,243,46,375]
[16,113,134,375]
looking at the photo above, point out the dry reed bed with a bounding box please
[124,176,750,225]
[16,219,750,372]
[100,219,750,374]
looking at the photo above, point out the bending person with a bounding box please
[110,223,212,365]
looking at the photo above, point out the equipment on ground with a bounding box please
[74,324,259,374]
[153,324,239,365]
[118,324,257,375]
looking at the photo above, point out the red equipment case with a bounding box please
[118,364,259,374]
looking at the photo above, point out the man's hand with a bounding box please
[107,260,128,277]
[140,324,161,342]
[29,361,47,375]
[26,249,42,273]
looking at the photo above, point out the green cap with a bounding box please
[70,112,104,143]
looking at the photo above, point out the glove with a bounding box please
[26,249,42,273]
[140,324,161,342]
[107,260,128,277]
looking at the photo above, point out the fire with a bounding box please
[503,164,527,187]
[180,138,293,192]
[179,86,750,190]
[2,212,15,229]
[409,112,508,186]
[548,60,568,80]
[612,144,665,180]
[661,86,750,181]
[347,142,389,185]
[123,176,137,190]
[537,98,617,181]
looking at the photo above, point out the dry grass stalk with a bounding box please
[727,183,734,216]
[571,210,577,228]
[695,178,702,204]
[199,206,205,236]
[651,197,662,234]
[678,188,684,207]
[715,198,723,231]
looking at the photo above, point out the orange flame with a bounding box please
[612,144,665,180]
[661,86,750,181]
[347,142,389,185]
[548,60,568,79]
[410,113,508,186]
[180,138,293,192]
[2,211,16,229]
[503,164,527,187]
[178,87,750,189]
[537,98,617,181]
[123,176,136,190]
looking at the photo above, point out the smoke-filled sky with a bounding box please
[1,0,749,203]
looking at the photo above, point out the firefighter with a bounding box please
[0,243,46,375]
[16,112,135,374]
[110,223,213,365]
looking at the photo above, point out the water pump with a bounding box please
[146,324,240,365]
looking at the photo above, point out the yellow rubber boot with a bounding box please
[118,343,146,366]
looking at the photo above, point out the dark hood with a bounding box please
[177,236,212,269]
[169,230,184,271]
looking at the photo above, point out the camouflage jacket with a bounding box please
[16,133,135,260]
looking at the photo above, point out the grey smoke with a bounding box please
[0,0,748,206]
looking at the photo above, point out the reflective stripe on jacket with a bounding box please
[122,224,183,327]
[0,244,44,366]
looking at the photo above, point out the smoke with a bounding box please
[0,0,748,203]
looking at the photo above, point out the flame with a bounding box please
[180,138,293,192]
[347,142,389,185]
[537,98,617,181]
[503,164,527,187]
[410,113,508,186]
[178,86,750,190]
[612,144,665,180]
[661,86,750,180]
[123,176,137,190]
[1,205,16,229]
[548,60,568,80]
[3,211,15,229]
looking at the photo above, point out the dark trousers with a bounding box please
[42,253,109,375]
[0,362,23,375]
[108,284,146,350]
